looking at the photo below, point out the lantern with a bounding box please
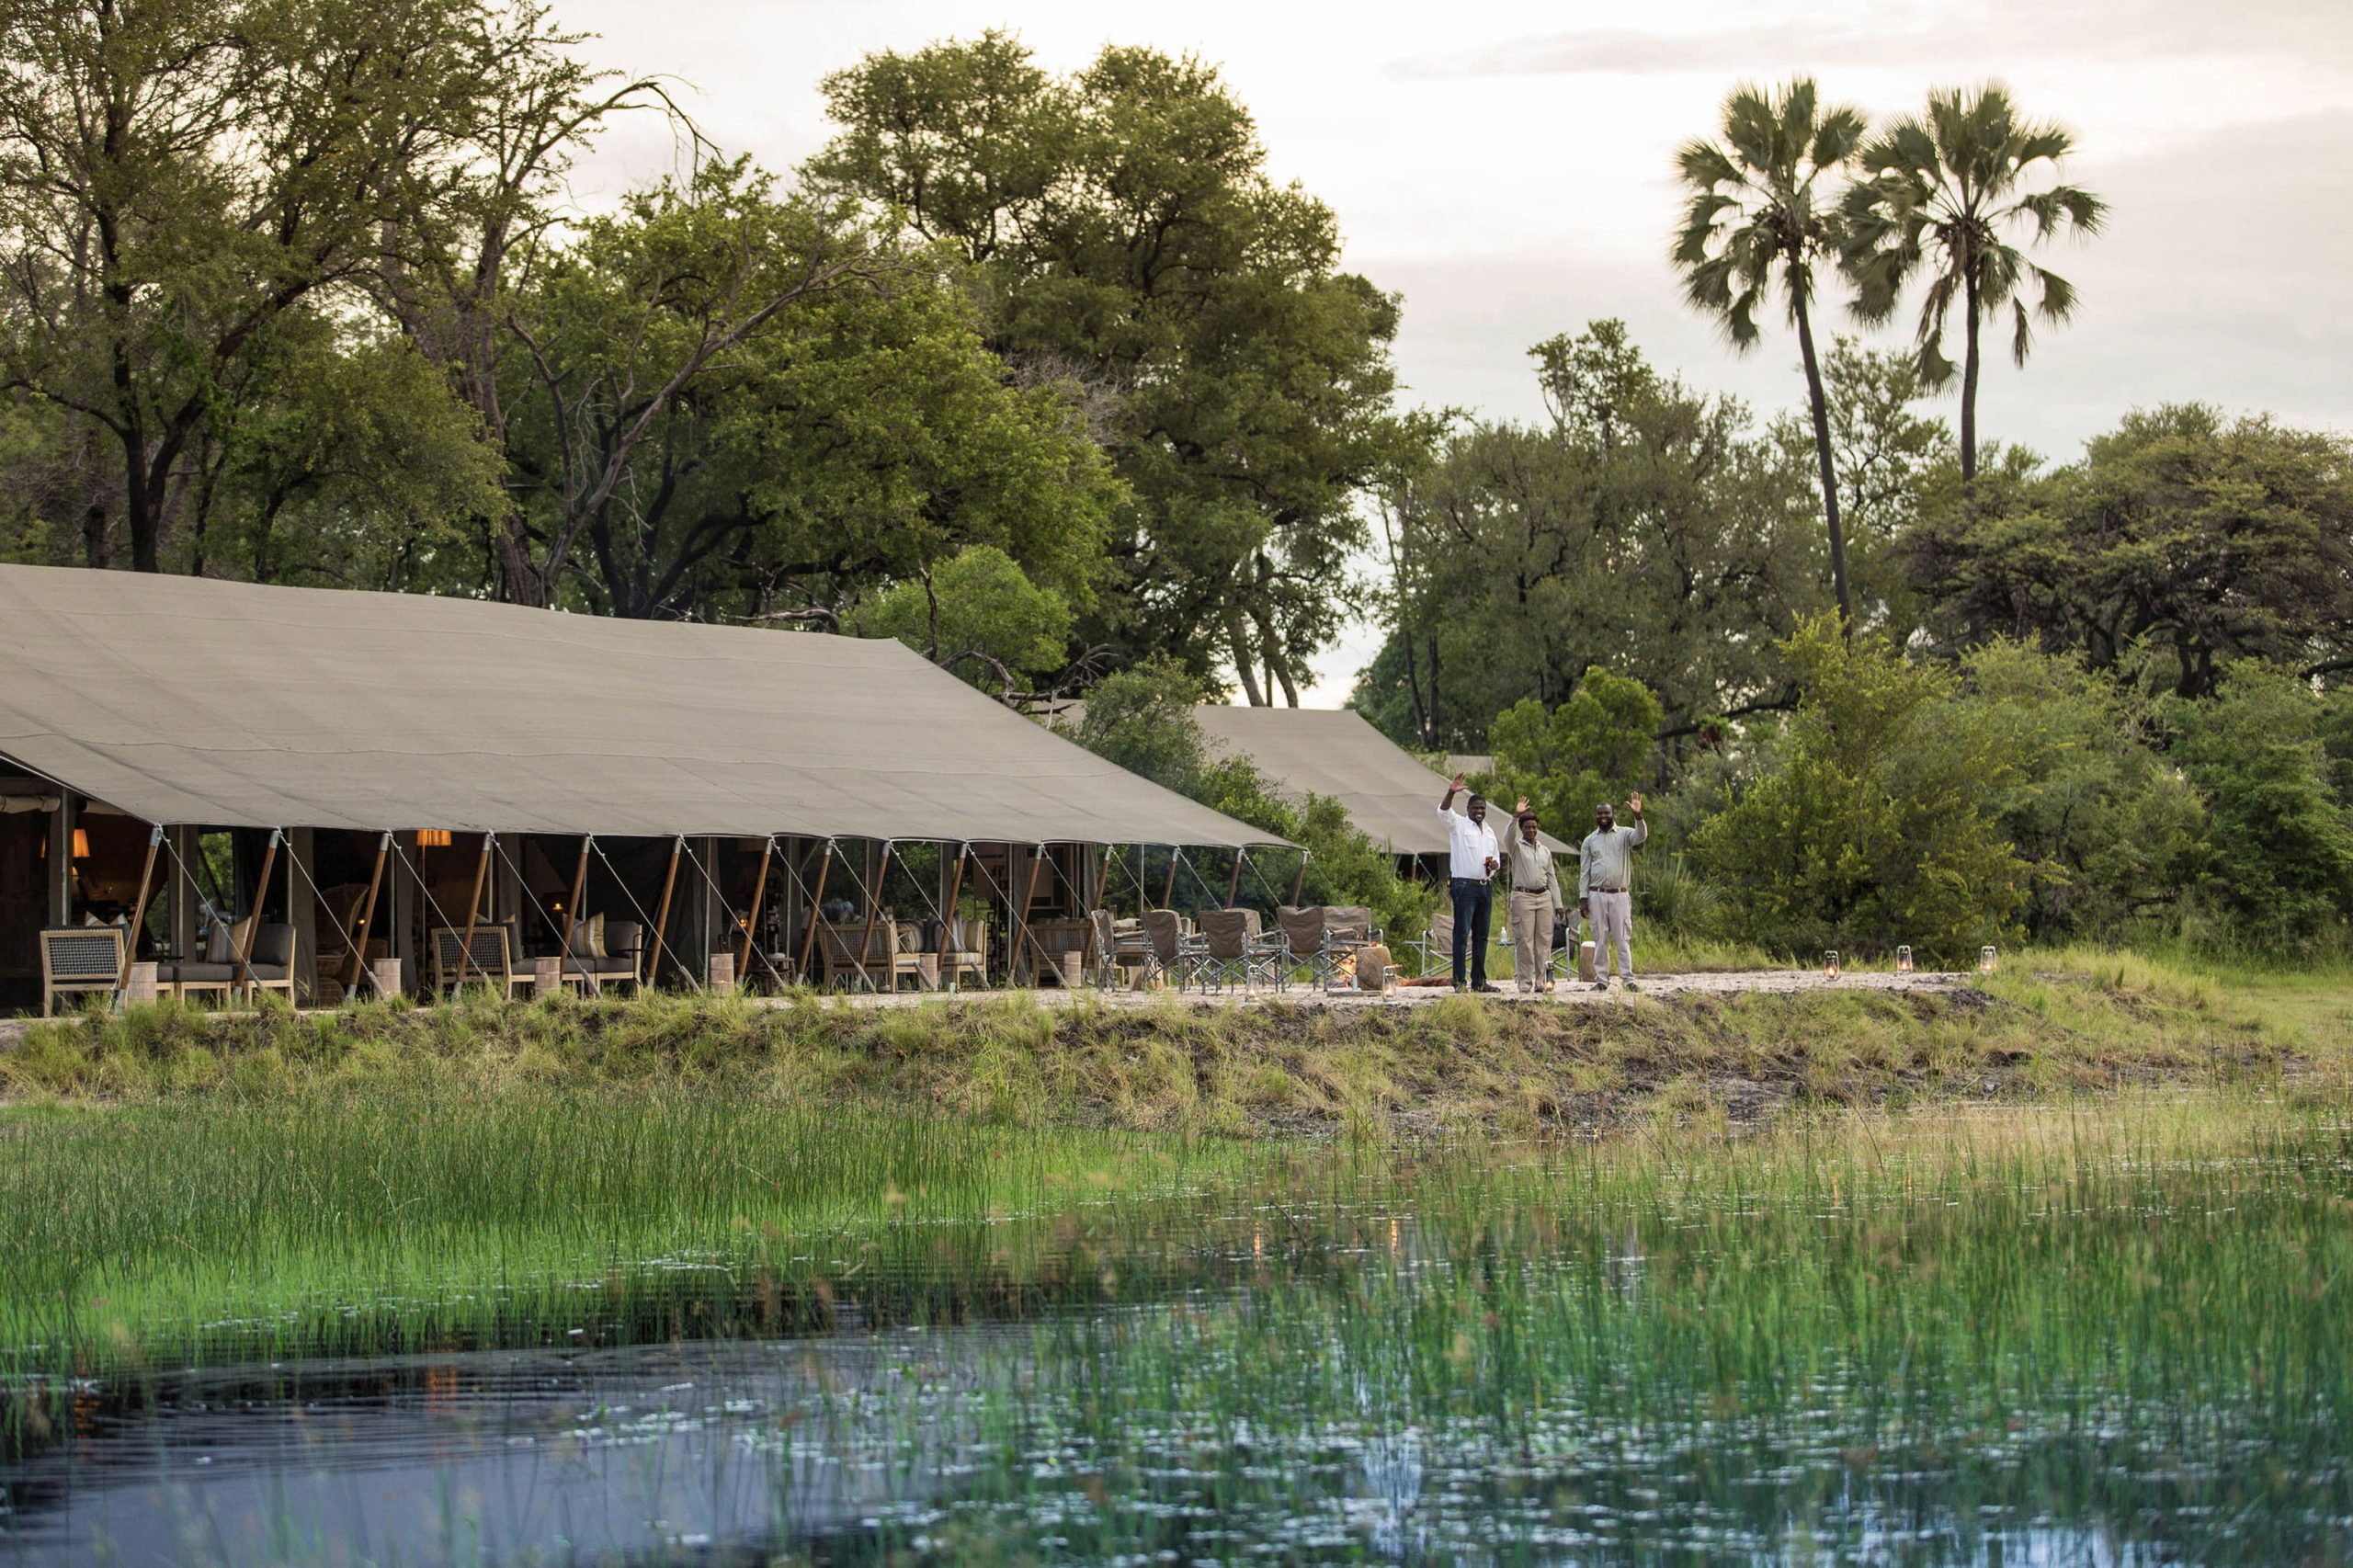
[1823,949,1840,980]
[1896,945,1913,974]
[1979,945,1998,974]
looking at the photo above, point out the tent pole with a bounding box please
[560,835,591,994]
[1225,847,1245,910]
[1291,848,1309,907]
[119,825,163,990]
[937,844,967,989]
[232,829,281,999]
[797,842,834,986]
[851,843,886,993]
[644,837,682,988]
[455,833,492,989]
[738,836,773,985]
[1012,846,1046,985]
[347,834,389,993]
[1160,846,1177,910]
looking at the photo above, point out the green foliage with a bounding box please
[1961,642,2210,943]
[1357,321,1824,751]
[1692,617,2030,963]
[1064,657,1213,796]
[865,545,1073,685]
[1488,667,1664,839]
[1911,405,2353,696]
[812,34,1412,697]
[2165,663,2353,946]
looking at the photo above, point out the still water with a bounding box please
[6,1119,2350,1564]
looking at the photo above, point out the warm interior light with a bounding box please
[71,828,90,859]
[417,829,452,848]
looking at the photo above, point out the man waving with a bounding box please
[1438,772,1503,993]
[1578,792,1647,992]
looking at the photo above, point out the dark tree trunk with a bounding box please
[1960,266,1982,483]
[1790,282,1855,635]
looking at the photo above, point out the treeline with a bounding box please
[0,11,1404,697]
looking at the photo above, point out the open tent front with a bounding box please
[0,566,1290,1011]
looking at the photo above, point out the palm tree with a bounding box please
[1673,79,1867,631]
[1839,85,2105,482]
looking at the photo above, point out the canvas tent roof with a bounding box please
[1186,706,1572,857]
[0,566,1286,848]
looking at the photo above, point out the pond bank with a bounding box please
[0,951,2324,1138]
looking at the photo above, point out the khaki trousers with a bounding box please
[1509,891,1554,990]
[1587,890,1633,977]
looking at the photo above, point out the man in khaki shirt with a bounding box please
[1501,798,1566,993]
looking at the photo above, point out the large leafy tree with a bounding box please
[1840,84,2106,482]
[0,0,546,572]
[810,33,1410,701]
[1356,321,1824,752]
[495,161,1120,622]
[1673,78,1867,631]
[1908,405,2353,697]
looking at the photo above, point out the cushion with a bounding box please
[602,920,639,957]
[566,912,606,959]
[162,961,236,983]
[250,924,295,968]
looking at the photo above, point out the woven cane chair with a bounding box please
[40,926,125,1017]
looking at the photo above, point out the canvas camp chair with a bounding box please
[1197,909,1279,994]
[432,925,528,998]
[40,926,124,1016]
[1141,909,1204,992]
[1277,905,1338,990]
[1408,907,1454,977]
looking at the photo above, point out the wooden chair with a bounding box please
[40,926,125,1016]
[940,920,988,991]
[233,922,299,1006]
[818,920,930,992]
[431,926,528,998]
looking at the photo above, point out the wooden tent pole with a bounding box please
[1012,846,1047,984]
[560,835,592,994]
[796,842,834,985]
[1160,846,1177,910]
[937,843,969,988]
[232,829,280,996]
[455,833,492,988]
[738,836,774,984]
[643,837,682,987]
[1291,849,1309,907]
[850,842,887,992]
[119,825,163,989]
[1225,847,1245,909]
[346,834,389,992]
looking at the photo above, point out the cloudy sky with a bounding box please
[558,0,2351,701]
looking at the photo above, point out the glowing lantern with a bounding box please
[1979,945,1998,974]
[1896,945,1914,974]
[1823,949,1840,980]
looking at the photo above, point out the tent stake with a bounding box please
[643,837,682,988]
[347,834,390,994]
[232,829,281,999]
[738,836,774,986]
[797,842,835,986]
[119,825,162,991]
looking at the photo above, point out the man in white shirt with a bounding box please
[1438,772,1503,993]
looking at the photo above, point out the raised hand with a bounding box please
[1450,771,1468,791]
[1515,796,1529,812]
[1628,790,1644,815]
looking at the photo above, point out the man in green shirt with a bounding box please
[1577,792,1647,992]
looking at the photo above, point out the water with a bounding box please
[6,1117,2351,1564]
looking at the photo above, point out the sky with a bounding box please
[555,0,2353,703]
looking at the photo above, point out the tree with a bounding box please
[864,545,1073,689]
[1355,321,1824,752]
[1063,656,1210,796]
[1673,78,1867,630]
[1689,616,2030,963]
[1488,668,1664,840]
[1909,406,2353,696]
[1841,84,2106,482]
[0,0,529,572]
[2165,663,2353,946]
[811,34,1410,700]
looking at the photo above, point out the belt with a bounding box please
[1449,876,1491,887]
[1587,886,1626,893]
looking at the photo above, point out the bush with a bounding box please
[1690,617,2029,965]
[867,545,1072,687]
